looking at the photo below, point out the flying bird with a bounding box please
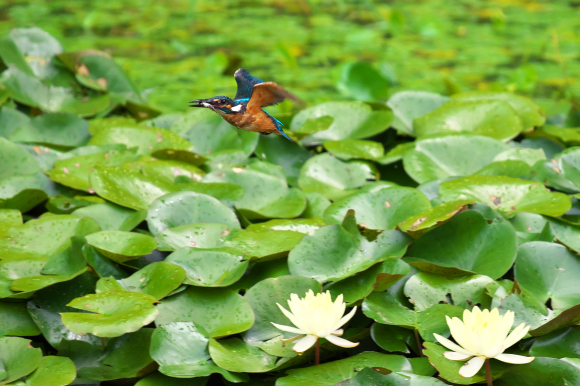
[189,69,304,141]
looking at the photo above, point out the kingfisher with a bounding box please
[189,68,304,141]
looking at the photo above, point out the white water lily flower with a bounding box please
[433,306,535,378]
[271,290,359,353]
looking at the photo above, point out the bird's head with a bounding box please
[189,96,235,115]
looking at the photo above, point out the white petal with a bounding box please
[326,334,359,348]
[330,306,357,332]
[331,329,344,336]
[459,356,486,378]
[271,322,307,335]
[502,323,529,349]
[281,334,303,343]
[293,335,318,353]
[444,351,473,361]
[277,303,310,333]
[433,333,474,356]
[495,353,535,364]
[484,344,504,359]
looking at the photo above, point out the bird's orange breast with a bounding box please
[221,109,278,134]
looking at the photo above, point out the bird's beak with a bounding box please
[188,99,216,111]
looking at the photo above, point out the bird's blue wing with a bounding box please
[234,68,264,100]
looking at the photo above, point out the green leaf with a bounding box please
[135,372,210,386]
[204,165,305,220]
[414,99,523,141]
[88,126,192,155]
[0,301,40,337]
[289,226,411,282]
[242,276,321,344]
[183,113,259,157]
[530,327,580,358]
[0,37,33,75]
[0,209,22,233]
[325,259,411,304]
[515,242,580,310]
[246,218,327,235]
[71,328,155,380]
[336,62,390,101]
[290,102,392,145]
[336,368,445,385]
[275,352,412,386]
[439,175,571,217]
[147,191,240,235]
[73,202,146,231]
[85,231,156,263]
[0,215,99,257]
[108,262,185,300]
[25,356,76,386]
[79,54,141,99]
[60,291,159,337]
[0,173,53,213]
[387,91,450,136]
[424,342,510,385]
[404,272,494,311]
[399,199,473,234]
[402,134,509,183]
[324,185,431,230]
[406,210,517,279]
[298,153,376,200]
[0,107,30,139]
[324,140,384,161]
[0,138,41,180]
[156,286,254,337]
[495,357,580,385]
[208,337,279,373]
[10,113,89,149]
[370,323,416,353]
[155,223,232,251]
[255,134,312,186]
[223,229,306,260]
[89,166,176,210]
[0,337,42,385]
[452,91,545,130]
[165,247,248,287]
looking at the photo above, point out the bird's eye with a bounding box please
[220,99,226,104]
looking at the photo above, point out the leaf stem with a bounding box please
[485,358,493,386]
[414,329,423,356]
[315,339,320,365]
[101,337,106,350]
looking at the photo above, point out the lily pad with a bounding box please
[0,337,42,385]
[204,166,305,219]
[0,301,40,337]
[165,247,248,287]
[290,102,393,145]
[404,272,494,311]
[24,356,76,386]
[0,138,41,180]
[298,153,376,201]
[406,210,517,279]
[402,135,509,184]
[156,286,254,338]
[414,99,523,141]
[399,199,473,234]
[439,175,571,217]
[495,357,580,385]
[324,140,384,161]
[387,91,451,136]
[155,223,232,251]
[73,203,146,231]
[88,126,192,155]
[515,242,580,310]
[337,61,390,101]
[255,134,312,186]
[85,231,157,263]
[147,191,240,235]
[289,226,411,283]
[10,113,89,149]
[324,185,431,230]
[275,352,412,386]
[208,337,280,373]
[452,91,545,130]
[60,291,159,337]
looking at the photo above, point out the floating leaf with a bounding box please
[402,135,509,183]
[10,113,89,149]
[85,231,156,263]
[324,185,431,230]
[336,61,390,101]
[0,337,42,385]
[88,126,192,155]
[73,203,146,231]
[414,99,523,141]
[24,356,76,386]
[165,247,248,287]
[60,291,159,337]
[387,91,451,136]
[0,301,40,337]
[156,286,254,337]
[147,191,240,235]
[0,138,41,180]
[439,175,571,217]
[298,153,377,200]
[324,140,384,161]
[289,226,411,282]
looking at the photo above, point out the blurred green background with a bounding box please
[1,0,579,114]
